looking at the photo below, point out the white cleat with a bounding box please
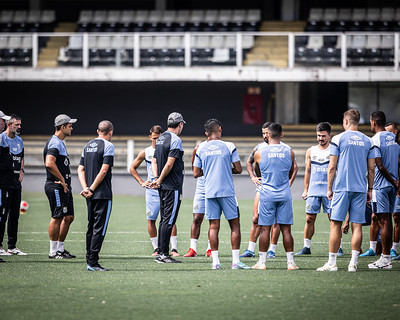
[316,262,338,272]
[287,262,299,270]
[368,258,392,270]
[251,262,266,270]
[348,264,357,272]
[0,247,12,256]
[7,248,27,256]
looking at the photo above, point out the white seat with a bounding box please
[8,36,22,49]
[123,36,134,49]
[106,11,120,24]
[153,36,168,49]
[381,35,394,49]
[88,36,97,48]
[148,11,162,24]
[97,36,112,49]
[380,8,394,21]
[0,11,14,23]
[0,37,9,49]
[176,10,190,24]
[225,36,236,49]
[190,10,204,24]
[78,10,92,24]
[162,11,176,24]
[338,8,352,21]
[69,36,83,49]
[140,36,154,50]
[351,35,367,48]
[210,36,225,49]
[366,8,380,21]
[324,8,337,21]
[27,10,41,23]
[93,11,107,24]
[309,8,323,21]
[366,35,381,49]
[218,10,232,23]
[134,10,148,23]
[21,36,32,49]
[168,36,184,49]
[194,36,210,49]
[40,10,55,23]
[13,11,28,23]
[247,9,261,22]
[307,35,324,49]
[352,8,366,21]
[204,10,218,23]
[242,35,254,49]
[232,10,246,23]
[121,10,134,24]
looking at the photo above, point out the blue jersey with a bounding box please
[308,145,330,197]
[331,131,374,193]
[193,139,240,198]
[372,131,400,189]
[1,132,23,189]
[144,146,155,181]
[43,135,72,185]
[258,143,292,201]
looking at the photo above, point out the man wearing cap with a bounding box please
[44,114,77,259]
[0,110,12,263]
[0,114,26,256]
[150,112,185,263]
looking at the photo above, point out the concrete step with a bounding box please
[260,21,306,32]
[55,22,77,32]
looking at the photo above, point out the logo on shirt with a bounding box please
[64,158,69,166]
[208,145,219,151]
[156,135,165,145]
[386,136,394,141]
[90,142,98,147]
[350,135,361,141]
[270,147,280,152]
[348,135,365,146]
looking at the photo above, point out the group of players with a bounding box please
[1,108,399,272]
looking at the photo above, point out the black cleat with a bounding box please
[155,253,181,263]
[49,252,64,259]
[87,264,109,271]
[58,250,76,259]
[0,257,5,263]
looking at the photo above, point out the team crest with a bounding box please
[63,207,68,213]
[194,204,199,210]
[350,135,362,141]
[307,204,311,210]
[64,158,69,166]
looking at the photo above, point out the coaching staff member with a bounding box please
[78,120,114,272]
[151,112,185,264]
[44,114,77,259]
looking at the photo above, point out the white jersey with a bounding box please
[145,146,155,181]
[308,145,330,197]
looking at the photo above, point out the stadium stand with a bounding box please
[0,10,55,32]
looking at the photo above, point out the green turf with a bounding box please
[1,193,399,320]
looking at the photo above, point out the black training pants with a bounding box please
[0,188,21,249]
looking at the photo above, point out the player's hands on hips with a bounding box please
[55,180,69,193]
[251,176,261,186]
[327,190,333,201]
[301,190,308,200]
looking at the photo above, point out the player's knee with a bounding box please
[193,215,203,225]
[393,213,400,225]
[64,215,74,224]
[306,216,315,225]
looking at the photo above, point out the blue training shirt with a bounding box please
[193,139,240,198]
[372,131,400,190]
[308,145,331,197]
[330,130,375,193]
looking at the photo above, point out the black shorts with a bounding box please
[45,182,74,218]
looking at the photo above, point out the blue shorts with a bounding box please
[258,200,293,226]
[193,191,205,214]
[330,191,366,224]
[306,196,331,214]
[146,188,160,220]
[372,186,396,214]
[205,196,239,220]
[395,196,400,214]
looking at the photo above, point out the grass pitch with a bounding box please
[1,193,399,320]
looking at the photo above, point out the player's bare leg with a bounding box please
[360,213,380,256]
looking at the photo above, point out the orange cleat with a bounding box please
[184,248,197,257]
[206,249,212,257]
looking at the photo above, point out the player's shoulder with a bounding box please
[220,140,237,153]
[48,135,62,149]
[280,141,291,150]
[331,131,346,145]
[196,140,208,153]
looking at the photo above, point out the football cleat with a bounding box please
[0,257,4,263]
[295,247,311,255]
[368,258,392,269]
[337,248,344,257]
[251,262,266,270]
[155,254,181,263]
[393,254,400,261]
[316,262,338,272]
[212,263,221,270]
[0,247,12,256]
[87,264,109,271]
[58,250,76,259]
[390,249,397,258]
[239,249,255,258]
[359,248,376,257]
[49,252,64,259]
[170,249,180,257]
[348,264,357,272]
[152,248,159,256]
[7,248,27,256]
[287,262,299,270]
[232,261,251,269]
[267,250,275,259]
[184,248,197,257]
[206,249,212,257]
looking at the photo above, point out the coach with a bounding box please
[151,112,185,264]
[78,120,114,272]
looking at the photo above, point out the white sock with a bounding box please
[207,240,211,251]
[391,242,399,252]
[340,238,343,249]
[190,238,198,251]
[170,236,178,250]
[150,237,158,250]
[248,241,256,252]
[382,254,391,263]
[268,244,277,252]
[50,240,58,255]
[286,251,294,264]
[57,241,64,252]
[350,250,360,266]
[328,252,338,266]
[370,241,377,252]
[304,238,311,248]
[212,250,220,265]
[259,251,267,264]
[232,249,240,264]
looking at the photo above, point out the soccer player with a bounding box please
[296,122,344,256]
[150,112,185,264]
[78,120,114,271]
[317,109,374,272]
[251,123,298,271]
[0,114,26,256]
[365,111,400,269]
[0,110,12,263]
[44,114,77,259]
[240,122,298,259]
[129,125,179,256]
[193,118,249,270]
[385,122,398,136]
[183,140,212,258]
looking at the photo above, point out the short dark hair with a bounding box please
[168,122,181,129]
[385,122,398,130]
[98,120,114,134]
[316,122,331,134]
[262,122,271,129]
[344,109,360,125]
[204,118,222,134]
[150,125,163,134]
[371,111,386,127]
[268,123,282,139]
[7,114,21,123]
